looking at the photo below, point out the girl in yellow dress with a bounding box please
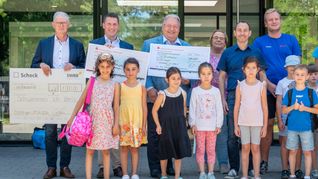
[119,58,147,179]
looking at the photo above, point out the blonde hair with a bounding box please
[264,8,281,22]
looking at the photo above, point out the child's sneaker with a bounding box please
[131,174,139,179]
[122,175,130,179]
[248,170,254,178]
[312,169,318,179]
[160,176,168,179]
[281,170,290,179]
[224,169,239,178]
[295,169,304,179]
[199,172,207,179]
[207,172,215,179]
[260,161,268,175]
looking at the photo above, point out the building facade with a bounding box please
[0,0,317,141]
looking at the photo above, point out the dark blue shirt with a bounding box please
[217,44,267,91]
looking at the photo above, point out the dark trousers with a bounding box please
[227,91,240,172]
[147,103,173,173]
[45,124,72,169]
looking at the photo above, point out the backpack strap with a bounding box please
[287,88,293,107]
[85,77,95,104]
[83,77,95,112]
[308,88,314,107]
[285,89,293,126]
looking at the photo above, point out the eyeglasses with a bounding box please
[213,36,225,41]
[54,21,68,26]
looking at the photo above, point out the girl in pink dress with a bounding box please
[67,53,120,179]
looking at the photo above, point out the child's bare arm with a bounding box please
[261,83,268,129]
[282,105,294,114]
[276,95,283,122]
[233,85,241,137]
[152,93,164,134]
[299,103,318,114]
[183,91,187,118]
[233,86,241,129]
[141,86,148,133]
[112,82,120,136]
[67,79,89,127]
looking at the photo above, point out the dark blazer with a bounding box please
[90,37,134,50]
[31,35,86,68]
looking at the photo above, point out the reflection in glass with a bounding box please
[108,0,178,50]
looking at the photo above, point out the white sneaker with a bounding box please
[122,175,130,179]
[207,172,216,179]
[131,174,139,179]
[224,169,239,179]
[199,172,207,179]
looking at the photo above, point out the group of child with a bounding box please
[67,51,318,179]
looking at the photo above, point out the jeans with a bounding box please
[227,91,240,172]
[45,124,72,169]
[147,103,173,173]
[216,115,229,166]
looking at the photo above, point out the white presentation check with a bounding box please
[148,44,210,79]
[9,68,86,124]
[85,43,150,85]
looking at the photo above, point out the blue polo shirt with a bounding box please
[217,44,267,91]
[253,34,301,85]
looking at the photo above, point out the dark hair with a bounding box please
[198,62,214,76]
[235,21,251,31]
[94,52,115,78]
[103,12,119,23]
[166,67,182,79]
[243,56,260,69]
[123,57,139,70]
[308,64,318,74]
[209,29,228,47]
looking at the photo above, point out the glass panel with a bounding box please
[184,16,226,46]
[274,0,318,64]
[185,0,226,13]
[232,15,259,43]
[0,0,93,137]
[108,0,178,50]
[233,0,259,13]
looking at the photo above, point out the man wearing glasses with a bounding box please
[31,11,86,179]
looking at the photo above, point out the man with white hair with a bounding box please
[142,14,191,178]
[31,11,86,179]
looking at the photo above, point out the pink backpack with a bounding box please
[59,77,95,147]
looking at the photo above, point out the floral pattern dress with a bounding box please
[119,82,147,147]
[87,79,119,150]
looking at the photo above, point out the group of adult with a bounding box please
[31,8,317,179]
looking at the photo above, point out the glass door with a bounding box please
[0,0,93,138]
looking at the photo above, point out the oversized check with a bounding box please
[148,44,210,79]
[10,68,86,124]
[85,43,149,85]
